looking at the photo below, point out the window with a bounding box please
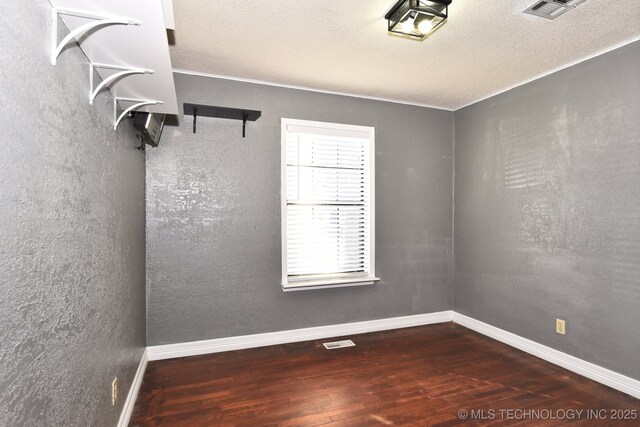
[281,119,379,291]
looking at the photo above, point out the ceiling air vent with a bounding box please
[524,0,587,20]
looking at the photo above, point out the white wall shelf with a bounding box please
[50,0,178,122]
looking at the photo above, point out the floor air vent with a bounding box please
[524,0,586,19]
[323,340,355,349]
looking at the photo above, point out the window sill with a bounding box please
[281,276,380,292]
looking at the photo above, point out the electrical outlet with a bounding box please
[556,319,566,335]
[112,377,118,406]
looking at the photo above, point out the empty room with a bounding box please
[2,0,640,426]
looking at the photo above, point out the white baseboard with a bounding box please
[452,312,640,399]
[147,311,454,361]
[117,349,148,427]
[143,311,639,400]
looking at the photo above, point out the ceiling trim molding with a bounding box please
[174,34,640,112]
[172,69,454,112]
[455,34,640,110]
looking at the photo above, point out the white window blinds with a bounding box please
[281,119,377,291]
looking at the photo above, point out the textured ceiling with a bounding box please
[169,0,640,110]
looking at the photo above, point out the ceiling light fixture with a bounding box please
[385,0,451,39]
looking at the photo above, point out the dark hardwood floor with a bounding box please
[130,323,639,426]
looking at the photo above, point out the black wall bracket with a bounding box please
[183,103,262,138]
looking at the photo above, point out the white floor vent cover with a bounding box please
[323,340,355,349]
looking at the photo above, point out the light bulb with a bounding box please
[401,19,415,33]
[400,11,418,34]
[418,19,433,34]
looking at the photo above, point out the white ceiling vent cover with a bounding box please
[524,0,587,19]
[323,340,356,349]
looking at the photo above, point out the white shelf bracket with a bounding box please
[51,8,142,65]
[113,98,162,130]
[89,63,155,105]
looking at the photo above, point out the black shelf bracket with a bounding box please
[193,107,197,134]
[184,103,261,138]
[242,112,248,138]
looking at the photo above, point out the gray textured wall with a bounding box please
[454,40,640,379]
[0,2,146,426]
[146,74,454,345]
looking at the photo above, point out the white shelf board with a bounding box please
[51,0,178,116]
[161,0,175,30]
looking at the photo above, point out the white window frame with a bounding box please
[281,118,379,292]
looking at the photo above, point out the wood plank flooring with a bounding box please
[130,323,639,426]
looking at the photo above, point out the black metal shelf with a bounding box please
[183,103,261,137]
